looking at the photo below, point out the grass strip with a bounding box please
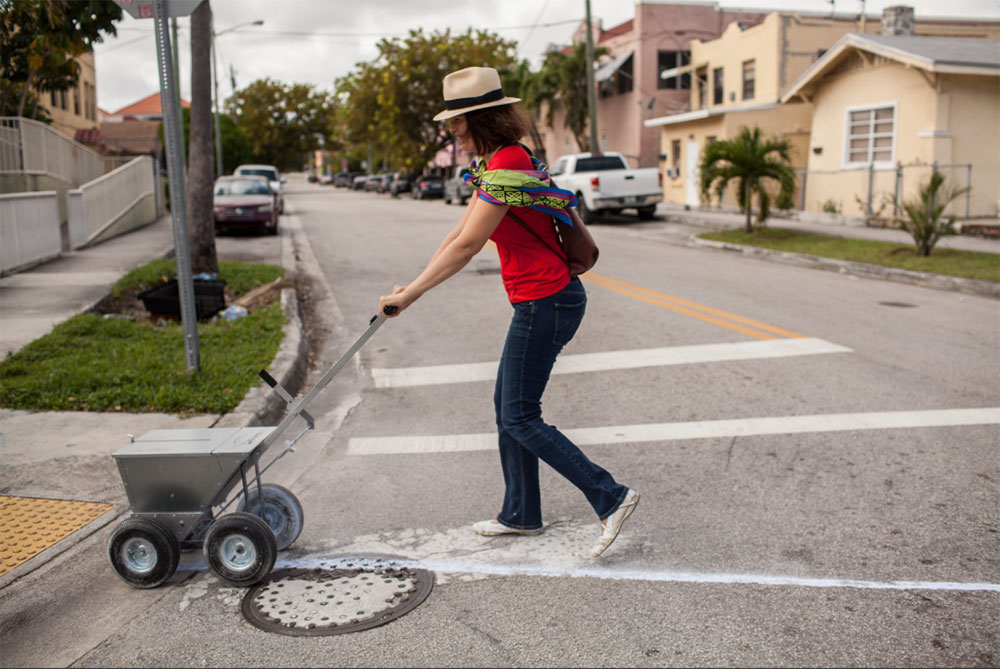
[1,260,287,414]
[700,228,999,283]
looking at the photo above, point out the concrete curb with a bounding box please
[690,236,1000,299]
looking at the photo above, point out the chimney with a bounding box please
[882,6,916,36]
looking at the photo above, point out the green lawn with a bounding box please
[0,261,287,414]
[699,228,1000,283]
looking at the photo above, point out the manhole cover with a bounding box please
[879,301,917,308]
[240,555,433,636]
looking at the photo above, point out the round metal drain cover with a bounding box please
[241,555,433,636]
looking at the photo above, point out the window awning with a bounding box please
[595,52,633,83]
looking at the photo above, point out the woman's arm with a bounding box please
[429,194,478,262]
[380,196,506,317]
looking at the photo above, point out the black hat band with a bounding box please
[444,88,505,111]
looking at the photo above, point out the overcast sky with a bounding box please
[94,0,997,114]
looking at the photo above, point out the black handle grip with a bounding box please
[258,369,278,387]
[383,305,398,315]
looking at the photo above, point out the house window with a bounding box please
[616,54,633,95]
[712,67,724,105]
[671,139,681,170]
[50,90,57,106]
[846,104,896,166]
[73,86,80,115]
[742,60,755,100]
[83,84,91,120]
[60,90,67,110]
[657,50,691,90]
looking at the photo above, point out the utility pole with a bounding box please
[584,0,599,154]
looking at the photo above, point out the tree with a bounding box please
[228,79,337,171]
[892,171,970,257]
[0,0,121,118]
[186,0,217,274]
[699,126,796,233]
[532,41,607,153]
[500,60,548,162]
[334,29,517,172]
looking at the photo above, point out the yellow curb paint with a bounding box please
[0,496,114,577]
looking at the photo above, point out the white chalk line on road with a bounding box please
[274,555,1000,594]
[371,337,852,388]
[346,407,1000,455]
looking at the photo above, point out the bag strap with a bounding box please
[506,209,568,269]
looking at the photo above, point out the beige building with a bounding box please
[644,6,999,210]
[36,51,100,140]
[780,34,1000,218]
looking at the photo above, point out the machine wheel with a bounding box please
[444,192,451,204]
[204,512,277,587]
[107,517,180,589]
[636,206,656,220]
[576,195,596,225]
[237,483,304,551]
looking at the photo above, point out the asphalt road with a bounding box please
[2,176,997,667]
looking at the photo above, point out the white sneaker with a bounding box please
[472,519,543,536]
[591,489,640,557]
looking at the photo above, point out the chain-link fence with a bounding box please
[796,162,976,222]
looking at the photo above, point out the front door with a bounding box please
[685,140,700,207]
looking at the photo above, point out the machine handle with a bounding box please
[383,305,398,315]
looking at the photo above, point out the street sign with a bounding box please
[114,0,203,19]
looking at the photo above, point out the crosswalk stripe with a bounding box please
[346,408,1000,456]
[371,337,852,388]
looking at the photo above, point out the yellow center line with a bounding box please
[582,272,805,340]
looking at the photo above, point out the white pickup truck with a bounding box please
[548,152,662,223]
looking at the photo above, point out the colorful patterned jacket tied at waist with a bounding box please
[463,156,578,226]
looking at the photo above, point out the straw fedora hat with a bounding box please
[432,67,521,121]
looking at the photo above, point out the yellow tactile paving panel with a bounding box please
[0,496,114,577]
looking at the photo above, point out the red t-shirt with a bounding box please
[484,145,570,303]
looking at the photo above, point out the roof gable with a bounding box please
[781,34,1000,103]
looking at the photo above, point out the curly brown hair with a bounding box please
[464,104,532,156]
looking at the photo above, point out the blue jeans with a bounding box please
[493,278,628,530]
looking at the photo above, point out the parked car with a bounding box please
[389,172,411,197]
[319,173,334,185]
[412,174,444,200]
[233,164,286,214]
[364,174,383,192]
[443,165,473,205]
[378,173,394,193]
[212,175,278,235]
[548,152,661,222]
[352,175,369,190]
[307,172,318,183]
[334,172,358,188]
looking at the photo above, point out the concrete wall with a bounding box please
[0,192,61,275]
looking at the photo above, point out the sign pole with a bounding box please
[154,0,200,371]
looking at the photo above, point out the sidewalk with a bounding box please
[0,214,297,587]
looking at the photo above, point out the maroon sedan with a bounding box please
[213,175,278,235]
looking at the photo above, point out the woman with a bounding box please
[380,66,638,558]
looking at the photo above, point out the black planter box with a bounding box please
[138,279,226,320]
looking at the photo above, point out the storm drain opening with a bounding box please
[240,555,433,636]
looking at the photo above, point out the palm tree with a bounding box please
[892,171,970,256]
[699,126,796,233]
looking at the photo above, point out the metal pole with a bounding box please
[170,17,187,174]
[211,25,223,177]
[893,162,901,217]
[965,164,972,220]
[799,169,807,210]
[866,161,874,217]
[155,0,200,371]
[584,0,599,154]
